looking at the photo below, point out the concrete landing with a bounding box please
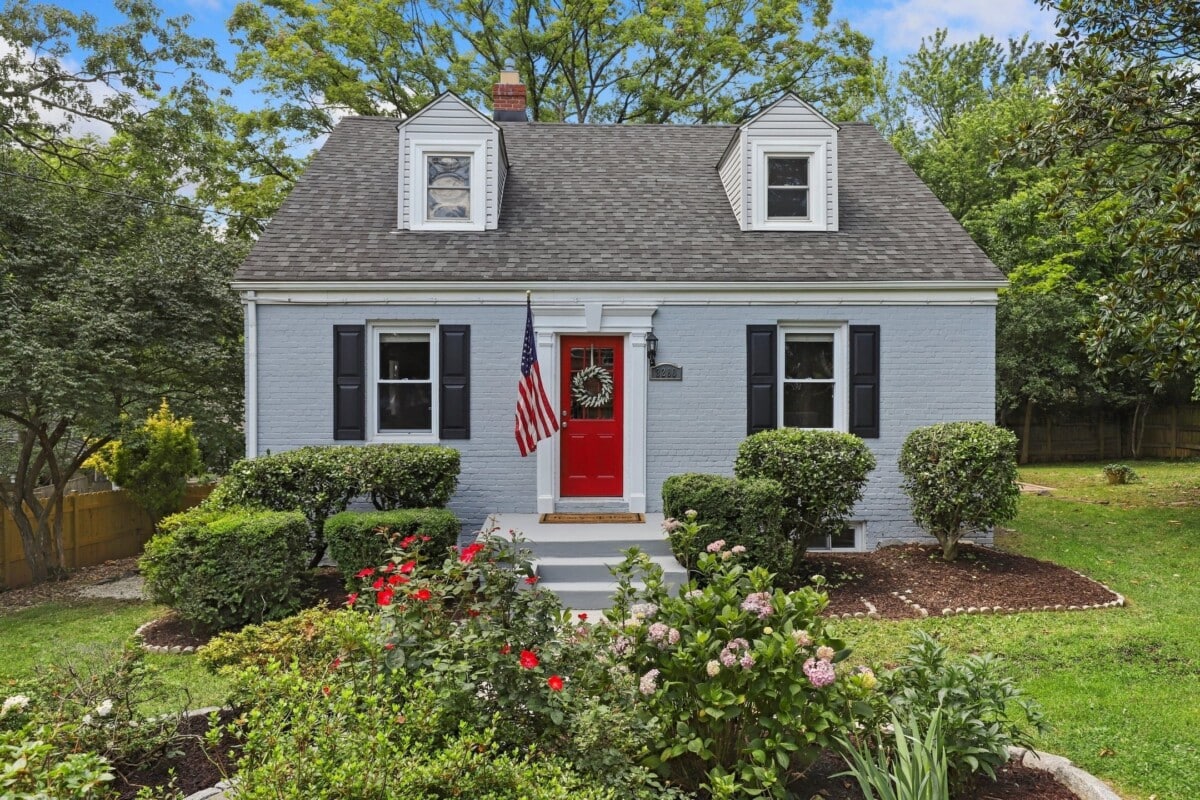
[485,512,687,612]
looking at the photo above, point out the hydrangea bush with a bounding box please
[602,517,878,799]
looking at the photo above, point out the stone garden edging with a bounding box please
[134,619,198,654]
[1009,747,1125,800]
[934,570,1126,618]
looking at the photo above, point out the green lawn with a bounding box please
[0,600,229,714]
[842,459,1200,800]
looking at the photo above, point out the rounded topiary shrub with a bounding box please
[734,429,876,568]
[349,444,460,510]
[141,507,310,632]
[661,473,787,574]
[897,421,1020,561]
[324,509,461,586]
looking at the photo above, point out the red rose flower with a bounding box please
[377,587,395,606]
[577,612,588,622]
[355,567,374,579]
[400,560,416,574]
[330,657,341,670]
[459,543,485,564]
[384,643,395,650]
[322,685,331,696]
[421,535,431,542]
[524,575,539,586]
[372,577,385,590]
[500,643,511,655]
[346,592,358,606]
[547,675,564,691]
[467,608,481,617]
[386,573,407,586]
[519,649,539,669]
[414,588,432,601]
[381,562,396,573]
[399,535,417,549]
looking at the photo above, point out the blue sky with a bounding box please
[58,0,1060,113]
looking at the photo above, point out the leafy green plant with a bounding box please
[734,429,876,569]
[141,507,310,632]
[0,729,113,800]
[897,422,1020,561]
[348,444,460,510]
[881,631,1045,792]
[661,474,787,575]
[198,606,374,681]
[84,399,203,525]
[1102,463,1138,485]
[324,509,460,587]
[837,711,950,800]
[604,540,878,799]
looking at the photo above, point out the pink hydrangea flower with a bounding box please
[804,657,836,688]
[705,539,726,553]
[662,517,682,533]
[740,652,755,670]
[792,630,813,647]
[731,545,747,554]
[816,645,835,662]
[706,660,721,677]
[639,669,660,695]
[648,622,670,642]
[740,591,773,619]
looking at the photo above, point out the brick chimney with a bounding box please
[492,64,527,122]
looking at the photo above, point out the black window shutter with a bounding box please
[848,325,881,438]
[439,325,470,440]
[746,325,778,435]
[333,325,366,440]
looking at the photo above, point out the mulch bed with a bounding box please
[113,708,239,800]
[811,544,1121,620]
[0,557,141,615]
[792,750,1081,799]
[138,567,348,650]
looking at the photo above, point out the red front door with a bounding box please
[560,336,623,497]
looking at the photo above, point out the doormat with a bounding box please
[539,513,646,524]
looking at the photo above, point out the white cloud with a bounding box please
[862,0,1058,54]
[0,37,118,141]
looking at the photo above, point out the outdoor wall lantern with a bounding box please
[646,331,659,367]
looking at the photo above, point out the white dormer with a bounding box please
[397,93,510,231]
[717,94,839,232]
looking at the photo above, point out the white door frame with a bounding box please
[533,302,656,513]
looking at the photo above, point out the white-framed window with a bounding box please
[751,140,827,230]
[807,522,864,552]
[369,324,438,441]
[779,324,847,431]
[409,138,487,231]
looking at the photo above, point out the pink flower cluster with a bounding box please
[647,622,681,648]
[740,591,773,619]
[639,668,660,695]
[803,658,835,688]
[719,637,754,670]
[705,539,726,553]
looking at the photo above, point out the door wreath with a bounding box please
[571,364,614,408]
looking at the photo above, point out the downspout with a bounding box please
[243,291,258,459]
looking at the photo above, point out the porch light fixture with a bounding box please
[646,331,659,367]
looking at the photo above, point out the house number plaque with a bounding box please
[649,363,683,381]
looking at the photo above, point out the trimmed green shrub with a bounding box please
[349,444,460,510]
[209,444,461,564]
[661,473,787,574]
[1102,463,1138,485]
[734,429,876,568]
[897,422,1020,561]
[324,509,461,587]
[141,507,310,631]
[198,606,374,680]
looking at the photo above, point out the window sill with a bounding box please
[370,433,441,444]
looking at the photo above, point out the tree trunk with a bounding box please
[940,537,960,562]
[1020,398,1035,465]
[5,504,49,584]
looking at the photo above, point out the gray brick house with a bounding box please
[233,71,1005,551]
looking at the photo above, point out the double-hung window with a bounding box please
[780,326,847,431]
[372,326,437,438]
[751,140,827,230]
[408,138,487,231]
[766,156,809,219]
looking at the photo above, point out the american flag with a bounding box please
[515,296,559,456]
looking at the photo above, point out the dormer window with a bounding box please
[751,140,828,231]
[767,156,810,219]
[408,137,488,231]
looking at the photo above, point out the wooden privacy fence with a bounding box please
[1011,404,1200,463]
[0,484,212,591]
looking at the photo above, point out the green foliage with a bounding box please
[604,545,878,799]
[0,730,113,800]
[141,507,310,632]
[836,711,950,800]
[197,606,374,679]
[211,444,461,561]
[881,632,1044,793]
[734,429,876,567]
[897,423,1020,561]
[350,444,460,510]
[84,400,202,524]
[1102,464,1138,485]
[324,509,460,587]
[661,474,787,575]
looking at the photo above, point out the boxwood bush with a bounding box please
[734,429,876,568]
[660,474,787,574]
[141,507,310,632]
[898,421,1020,561]
[210,444,460,564]
[324,509,461,585]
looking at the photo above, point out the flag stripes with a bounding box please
[515,297,559,456]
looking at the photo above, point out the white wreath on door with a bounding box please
[571,364,614,408]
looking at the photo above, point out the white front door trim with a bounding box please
[533,302,656,514]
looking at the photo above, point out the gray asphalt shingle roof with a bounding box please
[234,117,1003,283]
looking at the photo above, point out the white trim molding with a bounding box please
[532,303,657,514]
[243,291,258,458]
[232,280,1005,307]
[778,323,848,432]
[750,139,829,231]
[406,136,488,231]
[367,321,441,443]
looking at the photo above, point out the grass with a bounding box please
[841,459,1200,800]
[0,600,230,714]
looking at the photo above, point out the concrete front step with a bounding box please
[534,555,685,584]
[525,537,673,558]
[541,579,685,613]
